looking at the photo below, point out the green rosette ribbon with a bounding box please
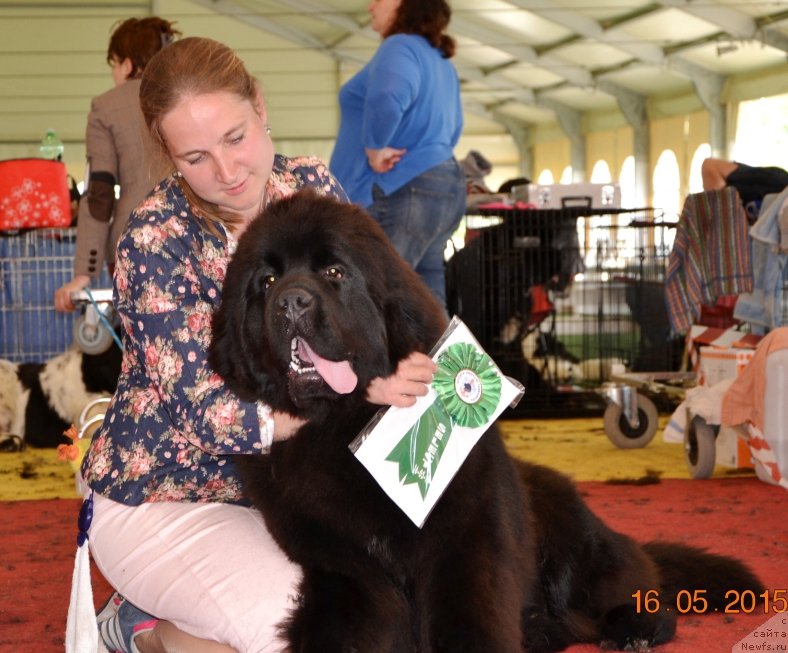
[386,342,502,499]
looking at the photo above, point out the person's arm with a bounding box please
[54,274,93,312]
[55,97,118,312]
[701,158,738,191]
[75,98,120,278]
[115,211,274,456]
[362,37,419,155]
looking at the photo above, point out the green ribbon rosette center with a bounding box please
[386,342,502,499]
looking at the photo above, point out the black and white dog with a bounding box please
[0,344,121,452]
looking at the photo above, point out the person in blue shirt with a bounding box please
[330,0,465,311]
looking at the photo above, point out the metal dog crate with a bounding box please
[446,205,680,418]
[0,228,111,362]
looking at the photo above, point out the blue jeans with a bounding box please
[368,158,466,310]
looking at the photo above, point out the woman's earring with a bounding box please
[173,170,182,178]
[265,125,272,135]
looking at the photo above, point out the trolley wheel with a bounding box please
[73,315,114,355]
[603,393,659,449]
[685,415,717,479]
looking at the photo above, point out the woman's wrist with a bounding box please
[256,402,275,451]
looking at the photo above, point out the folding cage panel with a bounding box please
[447,206,682,418]
[0,228,111,362]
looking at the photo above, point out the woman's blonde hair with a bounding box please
[140,37,262,234]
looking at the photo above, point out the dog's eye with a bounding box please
[325,267,343,280]
[263,274,277,289]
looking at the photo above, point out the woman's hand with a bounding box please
[366,352,437,408]
[272,411,308,442]
[54,274,92,313]
[366,146,406,173]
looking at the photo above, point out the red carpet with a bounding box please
[0,498,112,652]
[0,478,785,652]
[566,477,787,652]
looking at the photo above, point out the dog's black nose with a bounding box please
[278,287,314,323]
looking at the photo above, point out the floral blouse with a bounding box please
[81,155,348,505]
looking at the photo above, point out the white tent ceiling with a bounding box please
[1,0,788,155]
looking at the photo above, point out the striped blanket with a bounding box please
[665,188,753,333]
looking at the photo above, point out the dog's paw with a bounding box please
[0,434,26,452]
[599,604,675,651]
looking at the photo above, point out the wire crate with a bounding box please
[446,206,682,418]
[0,228,111,362]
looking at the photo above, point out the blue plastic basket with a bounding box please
[0,228,111,362]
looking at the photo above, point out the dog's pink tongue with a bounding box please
[299,340,358,394]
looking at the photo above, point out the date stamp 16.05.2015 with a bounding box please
[631,589,787,615]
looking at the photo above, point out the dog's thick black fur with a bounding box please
[210,190,763,653]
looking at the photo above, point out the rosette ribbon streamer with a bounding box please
[386,343,502,499]
[65,491,99,652]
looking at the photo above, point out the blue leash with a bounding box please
[84,287,124,352]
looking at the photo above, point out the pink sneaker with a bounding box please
[96,591,125,623]
[98,598,158,653]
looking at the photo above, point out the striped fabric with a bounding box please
[665,188,753,333]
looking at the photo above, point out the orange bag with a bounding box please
[0,158,72,230]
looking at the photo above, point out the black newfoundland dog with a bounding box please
[210,190,762,653]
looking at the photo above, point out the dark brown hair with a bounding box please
[140,37,263,234]
[107,17,181,79]
[385,0,456,58]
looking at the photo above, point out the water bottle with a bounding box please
[39,128,64,161]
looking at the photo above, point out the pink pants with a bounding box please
[88,492,301,652]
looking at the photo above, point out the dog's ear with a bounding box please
[341,206,449,367]
[359,233,448,365]
[382,275,448,364]
[209,249,271,403]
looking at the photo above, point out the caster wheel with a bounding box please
[604,393,659,449]
[685,415,717,479]
[73,314,114,355]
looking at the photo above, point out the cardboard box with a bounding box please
[513,182,621,209]
[697,346,755,388]
[686,324,761,373]
[686,351,756,471]
[715,425,754,470]
[694,339,757,472]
